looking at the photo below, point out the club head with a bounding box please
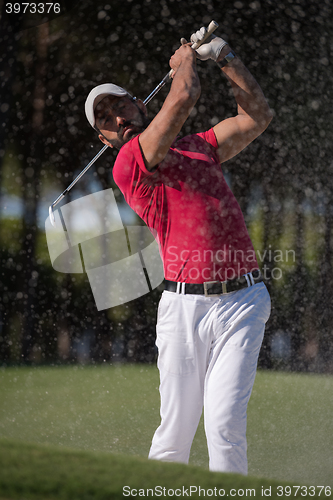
[49,204,56,227]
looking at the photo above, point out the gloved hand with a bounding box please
[187,27,228,62]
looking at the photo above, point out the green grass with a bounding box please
[0,365,332,494]
[1,438,321,500]
[0,364,160,458]
[247,371,333,486]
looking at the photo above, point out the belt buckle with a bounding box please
[203,281,227,297]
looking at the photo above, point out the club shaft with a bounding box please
[50,144,109,212]
[143,71,172,105]
[64,144,108,194]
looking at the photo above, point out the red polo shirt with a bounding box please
[113,129,258,283]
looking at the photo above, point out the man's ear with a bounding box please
[99,134,113,148]
[135,99,147,116]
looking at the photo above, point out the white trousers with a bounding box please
[148,282,271,475]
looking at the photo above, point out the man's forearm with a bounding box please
[217,47,273,129]
[169,48,201,108]
[138,46,200,170]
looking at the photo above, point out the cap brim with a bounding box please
[85,83,131,129]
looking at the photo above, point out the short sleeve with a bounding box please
[196,128,219,150]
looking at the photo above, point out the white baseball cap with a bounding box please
[85,83,133,129]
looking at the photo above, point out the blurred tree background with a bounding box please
[0,0,332,371]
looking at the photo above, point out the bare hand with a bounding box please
[169,43,196,78]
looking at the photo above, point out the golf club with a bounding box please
[49,20,219,226]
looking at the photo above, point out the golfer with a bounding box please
[85,27,273,475]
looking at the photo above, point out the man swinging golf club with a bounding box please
[85,25,273,475]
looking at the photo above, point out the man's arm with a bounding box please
[138,44,201,171]
[213,45,273,164]
[189,28,273,164]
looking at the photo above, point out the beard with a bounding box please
[109,107,150,150]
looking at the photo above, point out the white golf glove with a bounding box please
[190,27,228,62]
